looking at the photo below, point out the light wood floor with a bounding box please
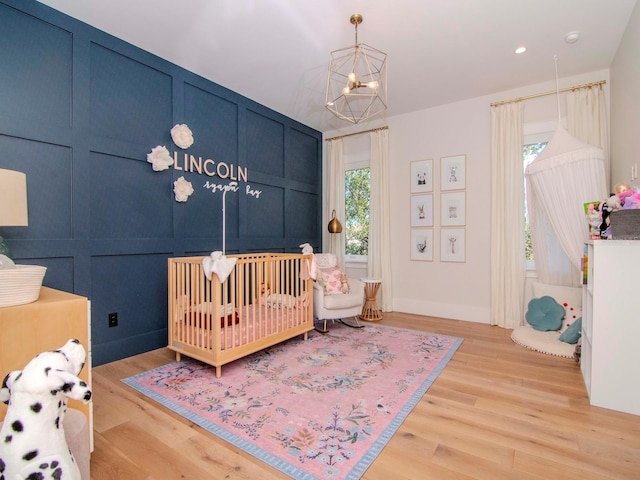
[89,312,640,479]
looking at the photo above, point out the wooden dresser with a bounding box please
[0,287,92,426]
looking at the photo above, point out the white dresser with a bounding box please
[582,240,640,415]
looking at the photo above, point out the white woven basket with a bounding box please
[0,265,47,307]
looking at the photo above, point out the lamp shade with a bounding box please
[328,209,343,234]
[0,169,28,226]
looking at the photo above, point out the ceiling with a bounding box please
[36,0,637,133]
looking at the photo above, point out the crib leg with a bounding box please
[216,366,221,378]
[176,352,181,361]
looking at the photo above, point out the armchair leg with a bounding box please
[314,317,365,333]
[314,319,329,334]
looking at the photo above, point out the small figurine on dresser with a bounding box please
[599,194,621,239]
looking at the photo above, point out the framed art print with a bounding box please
[440,154,466,191]
[410,159,433,193]
[440,191,466,226]
[440,228,466,262]
[410,228,433,261]
[410,194,433,227]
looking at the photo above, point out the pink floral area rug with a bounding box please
[123,323,462,480]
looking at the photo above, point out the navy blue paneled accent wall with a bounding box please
[0,0,322,365]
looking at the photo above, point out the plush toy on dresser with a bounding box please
[599,194,621,239]
[0,339,92,480]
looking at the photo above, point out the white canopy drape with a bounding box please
[525,126,607,286]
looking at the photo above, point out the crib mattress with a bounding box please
[175,304,307,351]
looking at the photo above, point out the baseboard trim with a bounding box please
[392,298,489,323]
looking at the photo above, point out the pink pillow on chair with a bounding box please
[319,266,344,295]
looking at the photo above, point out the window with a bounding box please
[523,135,549,269]
[345,167,370,259]
[342,136,370,263]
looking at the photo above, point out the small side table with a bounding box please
[359,278,383,322]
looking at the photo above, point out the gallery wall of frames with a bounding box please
[410,155,466,263]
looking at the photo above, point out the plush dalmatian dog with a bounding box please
[0,339,91,480]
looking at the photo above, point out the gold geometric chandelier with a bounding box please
[325,14,388,124]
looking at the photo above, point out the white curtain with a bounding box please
[490,102,526,328]
[368,129,393,312]
[326,138,345,266]
[567,85,610,188]
[525,126,607,286]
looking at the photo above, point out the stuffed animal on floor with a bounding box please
[0,339,92,480]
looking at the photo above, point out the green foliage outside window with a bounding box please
[345,167,370,256]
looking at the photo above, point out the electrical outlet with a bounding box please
[108,312,118,328]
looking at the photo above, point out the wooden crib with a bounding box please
[168,252,314,377]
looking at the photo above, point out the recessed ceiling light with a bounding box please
[515,46,527,54]
[565,31,580,44]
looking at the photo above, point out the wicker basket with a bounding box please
[0,265,47,307]
[610,209,640,240]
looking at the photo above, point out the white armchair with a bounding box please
[312,253,365,333]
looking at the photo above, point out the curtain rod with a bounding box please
[490,80,606,108]
[325,125,388,141]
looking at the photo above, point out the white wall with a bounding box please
[325,69,610,324]
[611,0,640,190]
